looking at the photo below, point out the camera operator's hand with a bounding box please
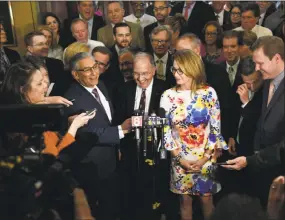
[38,96,73,107]
[68,112,96,137]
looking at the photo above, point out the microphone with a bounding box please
[158,108,167,159]
[150,112,158,145]
[131,110,143,141]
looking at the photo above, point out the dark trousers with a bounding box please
[72,162,119,220]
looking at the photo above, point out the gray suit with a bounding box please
[97,21,145,49]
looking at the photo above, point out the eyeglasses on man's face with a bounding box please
[132,3,145,8]
[33,42,49,47]
[170,66,184,75]
[153,6,168,12]
[119,61,133,68]
[133,71,150,78]
[205,32,218,37]
[151,39,169,45]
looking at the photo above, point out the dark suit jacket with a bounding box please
[153,52,175,88]
[203,59,231,141]
[221,10,231,30]
[64,81,120,179]
[3,47,21,64]
[63,15,105,48]
[220,60,244,140]
[236,87,263,156]
[144,22,158,53]
[261,3,277,27]
[254,78,285,151]
[171,1,216,40]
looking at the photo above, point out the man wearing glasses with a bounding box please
[124,1,157,29]
[150,26,175,88]
[144,1,172,53]
[64,52,132,220]
[113,52,167,220]
[24,31,66,96]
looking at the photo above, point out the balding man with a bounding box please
[97,1,144,49]
[113,52,167,220]
[176,33,232,141]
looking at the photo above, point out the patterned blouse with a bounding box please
[160,86,228,195]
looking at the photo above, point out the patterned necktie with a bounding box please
[0,49,10,83]
[228,66,235,86]
[183,4,191,20]
[267,81,275,106]
[92,88,103,106]
[156,59,165,80]
[139,89,146,112]
[136,18,140,24]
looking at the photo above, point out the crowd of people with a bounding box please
[0,1,284,220]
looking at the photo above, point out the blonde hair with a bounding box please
[37,25,55,47]
[173,49,206,93]
[63,42,90,69]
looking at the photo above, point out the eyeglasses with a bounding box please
[33,42,49,47]
[133,72,150,78]
[119,61,133,68]
[94,60,109,69]
[153,6,168,12]
[76,63,99,74]
[170,66,184,75]
[205,32,217,36]
[231,12,241,17]
[151,39,169,45]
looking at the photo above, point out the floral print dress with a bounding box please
[160,86,228,195]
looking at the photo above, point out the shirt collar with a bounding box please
[226,57,240,70]
[154,53,168,64]
[272,71,284,90]
[137,77,154,91]
[215,10,224,17]
[111,19,126,28]
[82,84,98,94]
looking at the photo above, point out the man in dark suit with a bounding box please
[223,36,284,206]
[113,52,168,220]
[171,1,216,40]
[64,52,132,220]
[175,33,232,142]
[211,1,231,30]
[24,31,67,96]
[144,1,172,53]
[228,57,264,157]
[257,1,276,27]
[150,26,175,88]
[0,23,20,84]
[63,1,105,48]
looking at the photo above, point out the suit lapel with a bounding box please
[129,81,136,113]
[265,78,284,117]
[97,81,114,117]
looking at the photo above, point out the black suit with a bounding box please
[219,10,231,30]
[203,59,231,141]
[171,1,216,40]
[64,81,120,220]
[235,87,263,156]
[3,47,20,64]
[113,79,170,220]
[63,15,105,48]
[144,22,158,53]
[261,3,277,27]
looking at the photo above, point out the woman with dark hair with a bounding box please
[0,61,95,157]
[42,12,66,51]
[201,21,225,64]
[224,4,242,31]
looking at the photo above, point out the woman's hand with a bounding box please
[68,112,96,137]
[40,96,73,107]
[179,159,197,171]
[190,157,208,172]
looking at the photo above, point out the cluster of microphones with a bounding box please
[131,108,168,160]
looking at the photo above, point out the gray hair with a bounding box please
[118,48,135,58]
[150,25,172,43]
[179,33,201,50]
[134,52,155,67]
[70,18,88,32]
[107,1,124,9]
[70,52,93,71]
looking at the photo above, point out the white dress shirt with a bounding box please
[154,53,168,79]
[124,14,157,29]
[215,10,225,26]
[234,25,273,38]
[134,78,154,115]
[79,14,94,39]
[182,2,196,20]
[83,85,124,139]
[226,58,240,86]
[259,12,266,26]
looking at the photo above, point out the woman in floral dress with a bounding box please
[160,50,228,220]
